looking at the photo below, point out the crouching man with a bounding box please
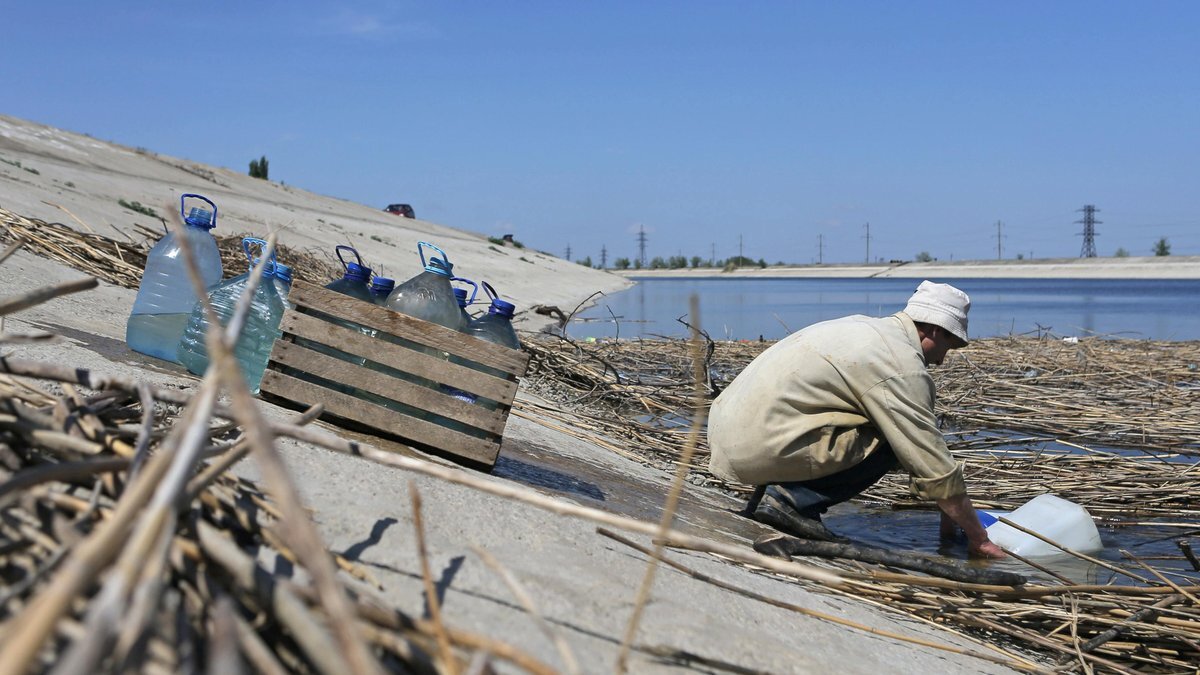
[707,280,1003,558]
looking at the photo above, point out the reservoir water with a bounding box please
[570,277,1200,341]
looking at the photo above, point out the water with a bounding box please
[571,277,1200,341]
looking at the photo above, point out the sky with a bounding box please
[4,1,1199,265]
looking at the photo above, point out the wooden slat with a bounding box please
[288,281,530,376]
[277,313,518,405]
[267,340,507,435]
[259,370,500,466]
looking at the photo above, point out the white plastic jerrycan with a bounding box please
[978,494,1103,557]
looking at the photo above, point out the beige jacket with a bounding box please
[706,312,966,500]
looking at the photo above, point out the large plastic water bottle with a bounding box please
[385,242,466,332]
[126,193,223,362]
[979,494,1103,557]
[176,238,285,393]
[467,288,520,350]
[326,246,374,302]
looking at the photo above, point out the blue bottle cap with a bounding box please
[425,256,453,277]
[185,207,215,230]
[976,509,999,528]
[489,299,516,318]
[454,288,469,308]
[370,276,395,294]
[275,263,293,282]
[344,262,372,283]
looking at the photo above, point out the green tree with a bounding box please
[1114,247,1130,258]
[249,155,269,179]
[649,256,668,269]
[690,256,702,268]
[757,258,767,268]
[1153,238,1171,256]
[577,256,593,267]
[613,257,631,270]
[633,259,643,269]
[667,255,688,268]
[915,251,933,262]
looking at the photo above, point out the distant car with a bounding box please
[384,203,415,218]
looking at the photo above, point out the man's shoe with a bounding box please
[752,490,838,541]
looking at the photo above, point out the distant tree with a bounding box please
[248,155,269,179]
[724,255,755,268]
[690,256,702,268]
[649,256,667,269]
[1016,253,1024,260]
[915,251,933,262]
[757,258,767,268]
[577,256,593,267]
[1153,238,1171,256]
[667,255,688,269]
[633,259,643,269]
[1114,247,1130,258]
[614,257,631,270]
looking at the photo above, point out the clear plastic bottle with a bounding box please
[176,238,285,393]
[369,277,395,305]
[274,263,294,309]
[385,242,466,332]
[126,193,223,362]
[452,276,478,326]
[457,286,521,410]
[298,246,374,379]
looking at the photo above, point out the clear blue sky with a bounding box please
[5,2,1199,264]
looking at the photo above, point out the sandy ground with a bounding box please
[0,114,1027,673]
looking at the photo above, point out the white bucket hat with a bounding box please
[903,280,970,345]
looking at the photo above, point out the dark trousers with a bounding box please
[772,444,900,520]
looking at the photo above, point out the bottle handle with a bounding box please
[180,193,218,226]
[451,277,479,305]
[480,280,498,303]
[417,241,450,270]
[335,245,362,271]
[243,237,278,275]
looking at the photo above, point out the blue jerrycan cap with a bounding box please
[479,280,515,317]
[453,288,469,308]
[180,193,218,230]
[417,241,453,276]
[335,245,372,282]
[976,509,999,528]
[370,276,395,295]
[242,237,278,276]
[275,263,293,283]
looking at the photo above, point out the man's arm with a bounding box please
[937,493,1006,558]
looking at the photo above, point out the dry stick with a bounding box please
[616,296,708,674]
[175,225,385,675]
[0,237,27,265]
[51,373,220,674]
[995,515,1151,584]
[1180,540,1200,572]
[0,276,98,316]
[0,376,218,674]
[470,545,581,675]
[597,528,1046,673]
[195,521,354,675]
[1060,593,1184,662]
[1123,550,1200,606]
[409,484,458,675]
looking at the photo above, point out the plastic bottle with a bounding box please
[126,193,223,362]
[299,245,374,377]
[982,494,1103,557]
[385,242,466,332]
[456,284,521,409]
[176,238,285,393]
[369,277,395,305]
[274,263,294,308]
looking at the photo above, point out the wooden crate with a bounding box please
[259,281,529,468]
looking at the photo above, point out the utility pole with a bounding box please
[564,244,571,261]
[1077,205,1100,258]
[600,244,607,269]
[863,222,871,263]
[817,234,824,264]
[994,220,1005,259]
[710,242,715,266]
[738,234,744,263]
[637,224,647,267]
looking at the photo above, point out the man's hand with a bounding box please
[937,493,1007,559]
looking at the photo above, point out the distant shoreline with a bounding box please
[608,256,1200,280]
